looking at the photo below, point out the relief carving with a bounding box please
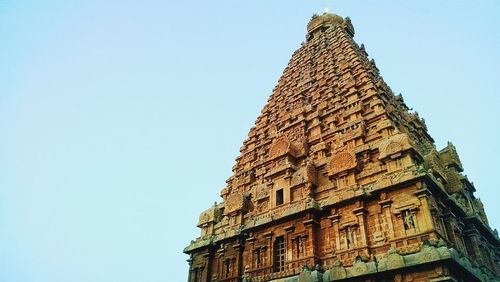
[329,150,357,175]
[378,132,414,159]
[385,247,405,270]
[185,13,500,282]
[424,149,448,183]
[255,184,270,201]
[224,192,247,215]
[350,260,368,276]
[329,261,347,280]
[418,244,440,263]
[305,160,318,185]
[269,138,290,159]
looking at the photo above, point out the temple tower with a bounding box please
[184,12,500,282]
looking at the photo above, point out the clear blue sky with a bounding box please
[1,1,499,281]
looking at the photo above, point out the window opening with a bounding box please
[276,189,284,206]
[273,236,286,272]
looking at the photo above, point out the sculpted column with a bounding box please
[264,232,273,269]
[379,196,394,240]
[304,218,319,264]
[329,213,341,251]
[415,186,433,233]
[284,225,295,262]
[353,206,367,246]
[216,248,224,281]
[203,249,214,282]
[234,242,244,280]
[465,229,483,265]
[246,236,255,269]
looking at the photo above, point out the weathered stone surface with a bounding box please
[328,261,346,281]
[184,11,500,282]
[297,267,312,282]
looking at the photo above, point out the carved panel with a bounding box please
[329,150,357,175]
[269,138,290,159]
[225,192,246,215]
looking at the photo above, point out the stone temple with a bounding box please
[184,12,500,282]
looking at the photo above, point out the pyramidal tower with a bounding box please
[184,13,500,282]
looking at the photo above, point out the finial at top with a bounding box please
[307,12,344,34]
[306,10,355,37]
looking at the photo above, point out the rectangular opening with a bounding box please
[273,236,286,272]
[276,189,284,206]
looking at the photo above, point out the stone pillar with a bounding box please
[234,242,244,279]
[329,214,341,251]
[353,207,367,246]
[465,229,483,265]
[202,250,213,282]
[379,199,394,239]
[264,232,273,268]
[323,218,333,254]
[415,187,433,233]
[246,237,255,269]
[304,218,319,264]
[216,248,225,280]
[372,212,385,245]
[284,225,295,262]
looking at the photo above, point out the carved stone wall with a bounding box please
[184,12,500,282]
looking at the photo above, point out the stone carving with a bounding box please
[473,199,489,225]
[291,138,309,157]
[384,247,405,270]
[424,149,448,182]
[291,169,306,187]
[329,150,357,175]
[281,126,306,142]
[329,261,347,280]
[197,204,222,227]
[378,132,414,159]
[310,265,324,282]
[451,192,472,215]
[224,192,247,215]
[185,11,500,282]
[418,244,441,263]
[254,184,270,201]
[298,266,313,282]
[445,170,463,194]
[439,142,463,171]
[386,141,403,156]
[350,260,368,276]
[269,138,290,159]
[236,171,255,186]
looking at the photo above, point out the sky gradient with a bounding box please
[1,1,499,282]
